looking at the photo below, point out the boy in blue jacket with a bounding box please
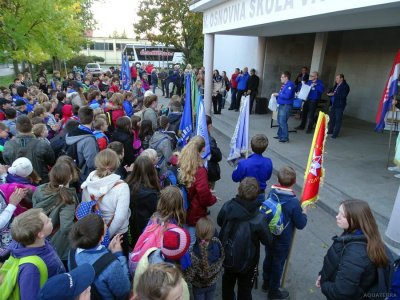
[232,134,273,200]
[261,166,308,300]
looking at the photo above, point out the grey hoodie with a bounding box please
[65,126,99,181]
[149,131,173,174]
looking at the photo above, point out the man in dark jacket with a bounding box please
[327,73,350,138]
[218,177,272,300]
[167,99,182,135]
[3,115,55,183]
[206,116,222,188]
[247,69,260,114]
[65,106,99,182]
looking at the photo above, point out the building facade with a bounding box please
[191,0,400,122]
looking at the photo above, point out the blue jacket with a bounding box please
[303,79,324,101]
[236,72,250,91]
[14,95,34,113]
[232,153,273,191]
[277,81,295,105]
[266,185,307,244]
[330,80,350,108]
[69,246,130,300]
[123,100,133,117]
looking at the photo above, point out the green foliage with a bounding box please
[134,0,204,66]
[0,0,97,74]
[0,75,15,88]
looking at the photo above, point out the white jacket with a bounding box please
[81,172,131,237]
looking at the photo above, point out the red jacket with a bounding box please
[145,64,154,75]
[231,73,239,89]
[109,108,125,126]
[109,84,120,93]
[130,66,137,79]
[186,167,217,226]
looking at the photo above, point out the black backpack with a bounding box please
[69,249,116,300]
[219,215,257,274]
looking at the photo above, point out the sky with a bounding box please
[91,0,139,38]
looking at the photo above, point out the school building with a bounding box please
[190,0,400,122]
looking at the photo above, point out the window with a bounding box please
[108,43,113,50]
[94,43,105,51]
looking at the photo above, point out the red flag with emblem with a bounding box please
[301,111,329,208]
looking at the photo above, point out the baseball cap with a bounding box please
[161,227,190,261]
[38,264,95,300]
[14,99,26,107]
[0,98,12,106]
[8,157,33,178]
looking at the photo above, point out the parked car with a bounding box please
[84,63,102,75]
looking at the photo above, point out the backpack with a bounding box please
[129,221,177,275]
[69,249,116,300]
[75,182,122,247]
[389,258,400,300]
[9,138,40,163]
[259,193,288,235]
[105,110,115,133]
[0,255,48,300]
[50,133,67,158]
[219,216,257,274]
[160,169,190,211]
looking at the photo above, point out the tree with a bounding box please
[134,0,204,67]
[0,0,96,76]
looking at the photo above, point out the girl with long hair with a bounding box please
[316,199,390,300]
[111,116,136,166]
[178,136,217,245]
[106,92,125,127]
[32,161,79,264]
[81,149,130,256]
[139,119,154,150]
[185,217,224,300]
[126,155,160,246]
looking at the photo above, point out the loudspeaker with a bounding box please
[255,97,268,114]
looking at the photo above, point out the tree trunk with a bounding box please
[12,60,20,77]
[28,62,33,74]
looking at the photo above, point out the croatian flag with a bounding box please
[375,50,400,131]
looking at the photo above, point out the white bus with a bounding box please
[122,44,184,69]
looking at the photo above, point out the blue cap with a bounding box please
[38,264,95,300]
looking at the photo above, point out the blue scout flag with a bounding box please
[121,55,131,91]
[196,95,211,159]
[178,74,193,146]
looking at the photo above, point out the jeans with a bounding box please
[299,100,318,131]
[236,90,246,110]
[161,80,167,96]
[152,83,157,94]
[184,225,196,248]
[249,91,257,113]
[193,284,216,300]
[212,94,223,114]
[262,242,290,290]
[328,106,345,138]
[230,88,237,109]
[277,104,292,141]
[222,267,255,300]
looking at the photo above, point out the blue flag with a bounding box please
[121,54,131,91]
[178,74,193,146]
[227,95,250,166]
[196,96,211,159]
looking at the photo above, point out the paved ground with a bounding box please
[157,90,338,299]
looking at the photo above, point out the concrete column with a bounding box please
[256,37,267,97]
[203,33,215,115]
[385,185,400,255]
[310,32,328,73]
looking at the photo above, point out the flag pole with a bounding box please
[387,103,397,167]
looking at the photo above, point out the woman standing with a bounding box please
[126,155,160,247]
[81,149,131,256]
[179,136,217,245]
[316,199,391,300]
[212,70,225,115]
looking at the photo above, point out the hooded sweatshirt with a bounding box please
[217,196,272,268]
[81,172,130,237]
[8,240,65,300]
[32,184,78,260]
[167,112,182,134]
[65,126,99,181]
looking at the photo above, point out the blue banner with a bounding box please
[178,74,193,146]
[196,96,211,159]
[121,54,131,91]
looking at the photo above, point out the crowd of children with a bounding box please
[0,67,398,300]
